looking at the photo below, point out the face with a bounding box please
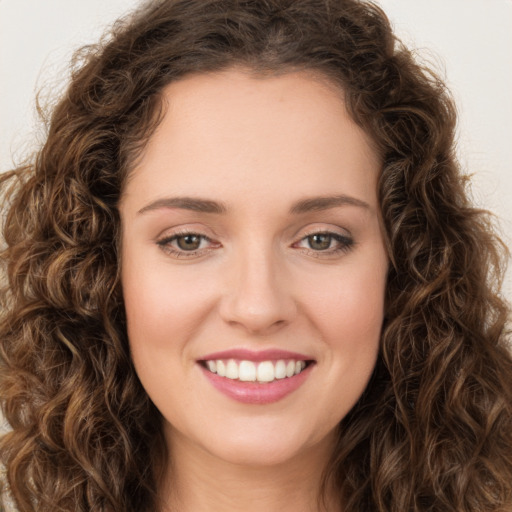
[120,68,388,468]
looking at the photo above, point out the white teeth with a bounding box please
[216,360,226,377]
[257,361,275,382]
[238,360,256,382]
[205,358,309,383]
[275,360,287,379]
[226,359,238,379]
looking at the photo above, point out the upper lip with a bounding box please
[199,348,314,362]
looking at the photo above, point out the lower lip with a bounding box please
[199,363,313,404]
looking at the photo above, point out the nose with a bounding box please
[219,245,297,336]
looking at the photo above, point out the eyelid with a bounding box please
[156,230,221,258]
[297,224,352,238]
[291,227,355,258]
[155,225,354,259]
[293,224,353,245]
[154,221,219,240]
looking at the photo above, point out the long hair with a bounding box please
[1,1,511,510]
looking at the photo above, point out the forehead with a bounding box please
[123,68,380,212]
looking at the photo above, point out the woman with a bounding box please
[1,0,511,511]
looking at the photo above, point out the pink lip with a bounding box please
[199,362,314,405]
[199,348,312,362]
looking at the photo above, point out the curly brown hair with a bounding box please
[1,0,511,511]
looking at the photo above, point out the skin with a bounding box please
[120,67,388,511]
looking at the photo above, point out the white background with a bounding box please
[1,0,511,304]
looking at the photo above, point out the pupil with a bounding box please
[309,234,331,250]
[177,235,201,250]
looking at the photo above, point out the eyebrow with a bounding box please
[137,194,370,216]
[137,197,228,215]
[289,194,370,214]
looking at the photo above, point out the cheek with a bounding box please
[298,254,387,411]
[121,260,217,412]
[285,258,387,438]
[303,261,387,344]
[121,257,215,366]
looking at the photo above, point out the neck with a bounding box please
[158,429,339,512]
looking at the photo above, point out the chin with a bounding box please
[212,439,302,467]
[189,417,336,469]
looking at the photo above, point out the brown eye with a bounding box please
[293,231,354,257]
[156,232,220,258]
[176,234,202,251]
[307,233,333,251]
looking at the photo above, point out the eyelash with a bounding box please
[293,231,354,257]
[156,231,218,258]
[156,230,354,259]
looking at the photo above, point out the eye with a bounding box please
[173,234,204,251]
[294,231,354,256]
[306,233,334,251]
[156,232,219,258]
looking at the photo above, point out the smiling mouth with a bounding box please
[199,358,314,384]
